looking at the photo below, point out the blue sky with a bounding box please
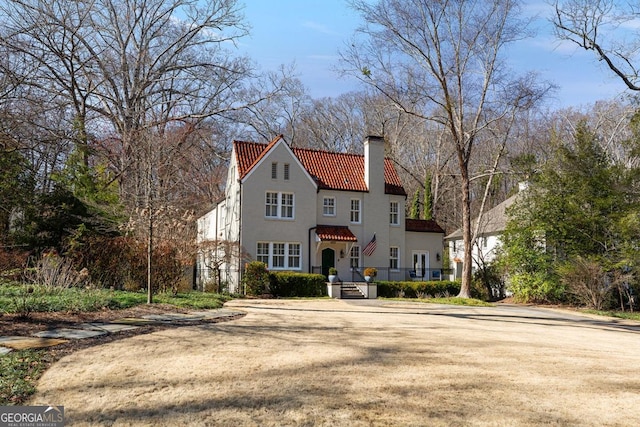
[238,0,630,109]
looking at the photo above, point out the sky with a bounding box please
[237,0,633,110]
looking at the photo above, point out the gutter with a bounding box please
[308,226,317,274]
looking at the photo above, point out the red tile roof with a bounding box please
[405,219,445,233]
[315,225,358,241]
[233,138,406,195]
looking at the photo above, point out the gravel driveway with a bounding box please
[30,299,640,426]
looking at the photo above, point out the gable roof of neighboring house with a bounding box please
[405,219,445,234]
[233,136,407,196]
[445,193,520,240]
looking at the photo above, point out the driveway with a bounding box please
[31,299,640,426]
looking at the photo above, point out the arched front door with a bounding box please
[321,248,335,277]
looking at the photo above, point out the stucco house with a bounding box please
[196,135,445,294]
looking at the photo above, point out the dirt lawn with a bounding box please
[30,299,640,426]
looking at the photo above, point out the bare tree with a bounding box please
[553,0,640,91]
[342,0,551,297]
[0,0,291,302]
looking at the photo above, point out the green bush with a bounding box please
[269,272,327,297]
[508,272,565,303]
[376,280,461,298]
[242,261,270,295]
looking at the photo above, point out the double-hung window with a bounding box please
[265,192,294,219]
[257,242,269,264]
[390,201,399,225]
[272,243,285,268]
[281,193,294,218]
[350,245,360,269]
[256,242,302,270]
[350,199,361,223]
[288,243,301,268]
[323,197,336,216]
[389,247,399,270]
[265,192,279,217]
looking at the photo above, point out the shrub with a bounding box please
[269,272,327,297]
[0,248,29,279]
[376,280,461,298]
[25,253,89,289]
[242,261,270,296]
[558,257,616,310]
[472,264,505,301]
[71,236,185,293]
[507,272,564,304]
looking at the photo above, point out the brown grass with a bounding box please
[30,299,640,426]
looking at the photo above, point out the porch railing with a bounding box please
[312,266,452,282]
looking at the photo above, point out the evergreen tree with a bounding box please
[423,173,433,220]
[410,189,420,219]
[501,121,640,303]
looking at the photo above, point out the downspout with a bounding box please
[238,180,243,294]
[308,226,317,274]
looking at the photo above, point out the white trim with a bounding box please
[323,196,336,216]
[240,137,318,191]
[265,191,295,220]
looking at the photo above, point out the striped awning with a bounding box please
[315,225,357,242]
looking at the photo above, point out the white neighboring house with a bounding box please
[196,135,446,293]
[445,190,522,281]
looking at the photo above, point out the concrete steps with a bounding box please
[341,283,366,299]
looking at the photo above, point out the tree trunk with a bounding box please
[458,165,473,298]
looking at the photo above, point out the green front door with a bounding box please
[321,248,335,277]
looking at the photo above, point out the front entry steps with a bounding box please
[341,283,366,299]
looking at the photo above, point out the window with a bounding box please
[281,193,294,218]
[288,243,301,268]
[265,192,278,217]
[257,242,269,264]
[350,245,360,269]
[255,242,302,270]
[389,247,399,270]
[390,201,399,225]
[323,197,336,216]
[284,163,290,180]
[271,162,277,179]
[265,192,294,219]
[350,199,361,223]
[272,243,285,268]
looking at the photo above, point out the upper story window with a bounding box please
[390,201,399,225]
[266,192,278,217]
[284,163,290,180]
[281,193,294,218]
[265,191,294,219]
[271,162,277,179]
[323,197,336,216]
[350,199,361,223]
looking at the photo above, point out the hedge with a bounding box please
[376,280,461,298]
[269,272,327,297]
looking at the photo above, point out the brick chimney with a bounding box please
[364,135,385,193]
